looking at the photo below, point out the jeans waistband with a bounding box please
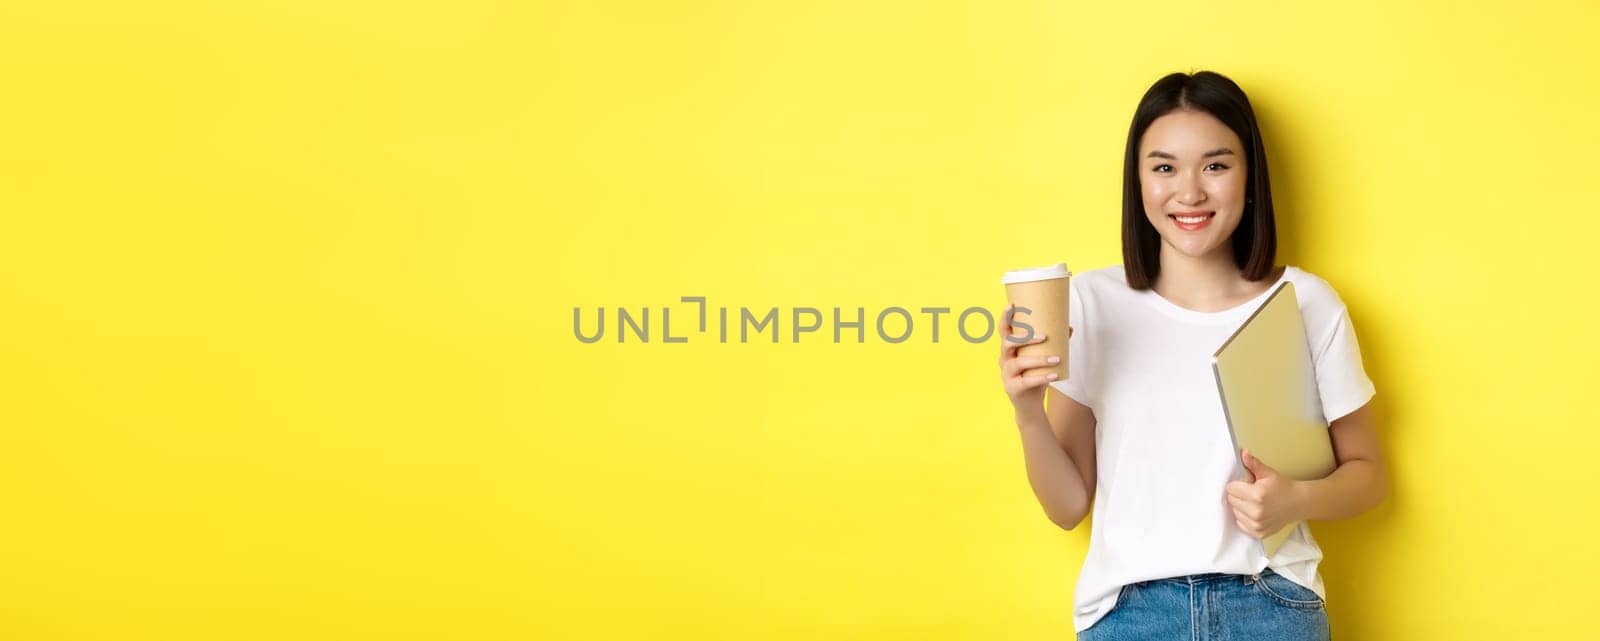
[1158,569,1270,586]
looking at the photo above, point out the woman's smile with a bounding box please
[1169,210,1215,231]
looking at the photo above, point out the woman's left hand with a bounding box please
[1224,449,1309,539]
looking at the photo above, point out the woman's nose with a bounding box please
[1176,172,1206,206]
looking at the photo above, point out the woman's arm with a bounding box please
[1291,400,1389,521]
[998,309,1095,531]
[1011,388,1096,531]
[1017,407,1094,527]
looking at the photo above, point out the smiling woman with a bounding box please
[1122,72,1278,296]
[997,70,1387,641]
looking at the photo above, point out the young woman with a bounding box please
[998,71,1388,640]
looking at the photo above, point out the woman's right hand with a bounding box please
[998,302,1064,415]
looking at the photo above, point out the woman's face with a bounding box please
[1138,109,1249,261]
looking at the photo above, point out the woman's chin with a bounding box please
[1163,238,1224,260]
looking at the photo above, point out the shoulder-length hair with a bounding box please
[1121,71,1277,290]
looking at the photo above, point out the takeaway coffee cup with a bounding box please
[1001,263,1071,381]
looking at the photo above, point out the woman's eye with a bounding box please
[1206,162,1230,171]
[1152,164,1172,173]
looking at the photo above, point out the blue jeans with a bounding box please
[1077,569,1332,640]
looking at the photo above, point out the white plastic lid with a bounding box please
[1001,263,1071,284]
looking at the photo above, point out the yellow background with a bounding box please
[2,1,1596,639]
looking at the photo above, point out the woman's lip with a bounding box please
[1169,212,1214,231]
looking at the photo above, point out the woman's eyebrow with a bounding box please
[1145,148,1237,159]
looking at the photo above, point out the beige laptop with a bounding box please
[1211,280,1337,558]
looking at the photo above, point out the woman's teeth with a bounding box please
[1169,212,1214,231]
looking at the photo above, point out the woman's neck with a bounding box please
[1152,244,1275,312]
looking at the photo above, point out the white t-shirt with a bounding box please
[1048,264,1376,633]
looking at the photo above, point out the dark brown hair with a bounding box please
[1121,71,1277,290]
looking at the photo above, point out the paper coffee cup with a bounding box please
[1002,263,1071,381]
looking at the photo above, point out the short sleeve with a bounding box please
[1048,276,1094,410]
[1313,305,1377,422]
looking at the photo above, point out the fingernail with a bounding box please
[1048,356,1060,363]
[1047,373,1058,379]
